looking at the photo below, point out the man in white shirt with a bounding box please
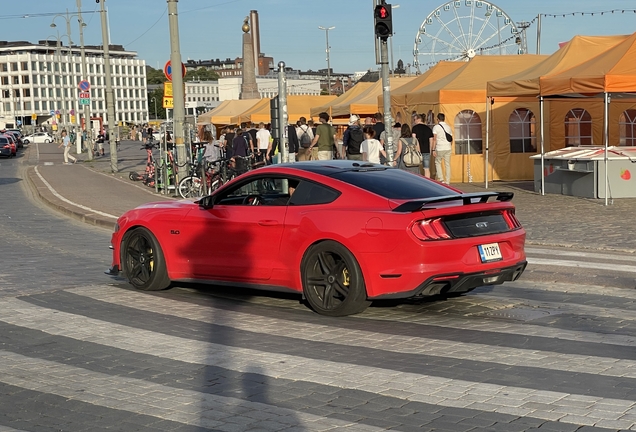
[432,113,452,184]
[256,122,271,163]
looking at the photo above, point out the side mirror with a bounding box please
[197,195,214,209]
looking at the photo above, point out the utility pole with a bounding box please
[98,0,117,172]
[167,0,187,172]
[318,26,335,95]
[374,0,394,164]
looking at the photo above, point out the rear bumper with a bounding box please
[368,260,527,300]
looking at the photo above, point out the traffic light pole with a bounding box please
[277,61,288,163]
[167,0,187,175]
[379,38,394,165]
[98,0,117,172]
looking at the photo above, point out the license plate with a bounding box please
[478,243,502,263]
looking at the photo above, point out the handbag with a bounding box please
[441,124,453,143]
[401,138,422,167]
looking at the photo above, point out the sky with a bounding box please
[2,0,636,74]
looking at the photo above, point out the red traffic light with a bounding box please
[378,6,389,19]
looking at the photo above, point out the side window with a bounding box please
[289,181,341,205]
[215,177,300,206]
[565,108,592,146]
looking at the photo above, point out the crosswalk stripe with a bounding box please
[526,247,636,263]
[509,280,636,298]
[527,257,636,273]
[68,286,636,379]
[0,350,383,432]
[1,297,635,430]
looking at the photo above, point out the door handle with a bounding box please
[258,220,279,226]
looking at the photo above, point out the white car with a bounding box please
[23,132,54,144]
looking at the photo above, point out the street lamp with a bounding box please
[318,26,335,95]
[51,2,91,159]
[151,97,157,119]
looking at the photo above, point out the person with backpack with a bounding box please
[396,123,421,174]
[296,116,314,161]
[432,112,453,184]
[343,115,364,161]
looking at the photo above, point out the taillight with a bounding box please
[411,218,451,241]
[2,145,8,149]
[503,209,522,229]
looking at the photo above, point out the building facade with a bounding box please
[0,40,147,130]
[218,76,321,101]
[185,80,221,116]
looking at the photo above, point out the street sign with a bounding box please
[163,82,173,97]
[78,80,91,91]
[79,92,90,99]
[79,98,90,106]
[163,96,174,109]
[55,110,60,115]
[70,115,76,123]
[49,110,55,116]
[31,113,37,120]
[70,109,75,115]
[163,60,186,82]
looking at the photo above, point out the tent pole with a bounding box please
[604,92,609,206]
[485,97,490,189]
[540,96,545,195]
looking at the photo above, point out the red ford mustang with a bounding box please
[109,161,526,316]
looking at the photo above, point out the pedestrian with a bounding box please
[361,126,385,164]
[286,123,298,163]
[256,122,271,163]
[412,113,434,177]
[232,128,250,173]
[385,122,402,167]
[432,113,453,184]
[57,129,77,164]
[309,112,336,160]
[396,123,421,174]
[343,114,364,161]
[296,117,314,161]
[96,130,105,157]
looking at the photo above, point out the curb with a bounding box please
[26,166,116,230]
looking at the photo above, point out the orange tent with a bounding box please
[404,55,548,183]
[329,76,416,118]
[230,95,337,125]
[385,62,464,119]
[310,82,375,119]
[197,99,261,125]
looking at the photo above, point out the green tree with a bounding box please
[147,88,166,120]
[185,67,219,81]
[146,66,167,84]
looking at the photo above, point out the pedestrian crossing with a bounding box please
[0,261,635,432]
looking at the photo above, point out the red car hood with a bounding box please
[134,199,197,211]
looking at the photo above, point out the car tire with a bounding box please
[121,227,170,291]
[44,139,50,143]
[301,240,370,317]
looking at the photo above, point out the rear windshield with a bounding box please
[331,169,456,200]
[0,137,8,144]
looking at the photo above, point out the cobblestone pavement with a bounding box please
[3,141,635,431]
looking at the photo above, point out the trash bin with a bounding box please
[531,146,636,198]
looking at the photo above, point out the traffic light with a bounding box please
[374,3,392,40]
[270,96,279,138]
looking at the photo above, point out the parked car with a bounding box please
[109,160,527,317]
[0,136,13,157]
[3,131,23,148]
[22,132,54,144]
[1,134,17,156]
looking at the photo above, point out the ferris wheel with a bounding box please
[413,0,524,73]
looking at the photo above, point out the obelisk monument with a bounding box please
[240,16,260,100]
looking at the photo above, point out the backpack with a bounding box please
[299,126,312,148]
[347,127,364,155]
[401,138,422,167]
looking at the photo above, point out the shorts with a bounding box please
[421,153,431,169]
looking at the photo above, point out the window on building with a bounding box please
[115,65,120,74]
[454,110,483,154]
[116,89,121,97]
[55,76,60,84]
[99,101,103,109]
[565,108,592,146]
[41,75,46,84]
[33,88,38,97]
[619,109,636,146]
[1,77,7,85]
[509,108,536,153]
[1,63,7,72]
[13,89,19,98]
[23,89,30,97]
[76,63,81,73]
[31,61,36,70]
[41,101,47,110]
[24,101,31,110]
[46,62,52,71]
[21,61,28,71]
[3,103,10,111]
[54,62,59,72]
[56,89,61,97]
[64,89,68,98]
[63,76,67,85]
[11,62,18,71]
[22,75,29,84]
[62,63,66,72]
[1,90,8,98]
[12,76,19,85]
[48,88,53,98]
[34,101,39,110]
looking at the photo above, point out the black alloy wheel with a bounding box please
[302,241,370,317]
[121,227,170,291]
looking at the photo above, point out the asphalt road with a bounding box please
[1,153,635,431]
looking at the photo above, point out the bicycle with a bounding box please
[178,157,234,199]
[129,142,158,186]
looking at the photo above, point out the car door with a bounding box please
[187,176,291,282]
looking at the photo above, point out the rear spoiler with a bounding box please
[392,192,514,212]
